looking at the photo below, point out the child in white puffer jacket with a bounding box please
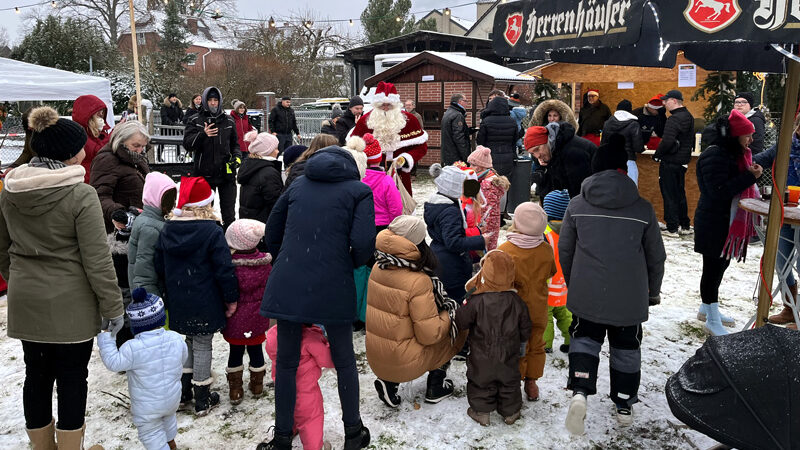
[98,288,187,450]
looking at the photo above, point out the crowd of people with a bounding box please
[0,78,796,450]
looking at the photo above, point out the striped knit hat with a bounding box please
[127,288,166,335]
[543,189,570,221]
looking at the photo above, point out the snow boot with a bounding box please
[503,410,521,425]
[559,344,570,353]
[769,283,797,324]
[565,392,587,435]
[788,322,798,330]
[524,378,539,401]
[226,366,244,405]
[467,407,490,426]
[249,365,267,397]
[697,303,736,327]
[26,418,55,450]
[615,404,633,427]
[55,423,103,450]
[703,302,729,336]
[343,421,370,450]
[179,372,193,410]
[193,381,220,417]
[424,369,454,403]
[374,379,401,408]
[255,432,292,450]
[453,342,469,361]
[167,440,176,450]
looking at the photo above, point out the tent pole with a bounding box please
[128,0,142,121]
[756,56,800,328]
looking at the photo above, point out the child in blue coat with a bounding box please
[98,288,187,450]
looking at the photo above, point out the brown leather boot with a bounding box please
[249,365,267,397]
[167,439,177,449]
[524,378,539,401]
[770,283,797,324]
[788,322,797,330]
[26,418,56,450]
[226,366,244,405]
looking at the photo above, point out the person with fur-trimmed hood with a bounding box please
[321,105,342,136]
[160,93,184,125]
[350,81,428,195]
[531,99,579,130]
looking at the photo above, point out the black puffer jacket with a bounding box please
[477,96,521,176]
[183,87,241,182]
[160,97,184,125]
[237,157,283,224]
[747,109,767,154]
[440,103,470,165]
[601,111,644,161]
[655,107,695,165]
[320,119,337,136]
[335,110,358,145]
[268,103,299,136]
[535,122,595,198]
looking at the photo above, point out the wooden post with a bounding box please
[128,0,143,121]
[756,56,800,327]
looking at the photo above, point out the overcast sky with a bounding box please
[0,0,479,45]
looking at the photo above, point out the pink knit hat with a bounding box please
[467,145,493,168]
[225,219,265,251]
[728,109,755,137]
[142,172,176,209]
[512,202,547,236]
[245,131,279,157]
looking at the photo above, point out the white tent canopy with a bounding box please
[0,57,115,126]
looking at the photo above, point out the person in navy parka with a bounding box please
[258,145,375,450]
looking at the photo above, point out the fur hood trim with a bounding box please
[3,164,85,193]
[532,99,578,130]
[232,254,272,266]
[163,97,184,108]
[107,233,129,255]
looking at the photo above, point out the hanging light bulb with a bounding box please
[51,0,57,7]
[444,8,451,16]
[305,20,313,27]
[268,16,275,28]
[349,19,353,26]
[395,16,401,22]
[15,6,20,13]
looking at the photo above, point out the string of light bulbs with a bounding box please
[1,0,57,13]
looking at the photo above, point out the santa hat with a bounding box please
[363,133,382,165]
[728,109,755,137]
[587,89,599,96]
[372,81,401,106]
[173,176,214,216]
[646,94,664,109]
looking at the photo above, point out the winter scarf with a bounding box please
[29,156,67,170]
[505,231,545,249]
[722,147,758,262]
[374,249,459,342]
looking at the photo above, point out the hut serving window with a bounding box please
[418,103,444,128]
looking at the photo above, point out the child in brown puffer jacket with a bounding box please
[455,250,532,426]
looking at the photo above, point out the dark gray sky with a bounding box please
[0,0,479,44]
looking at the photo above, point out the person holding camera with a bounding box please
[184,86,241,230]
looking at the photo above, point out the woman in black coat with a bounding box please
[477,96,521,177]
[258,146,375,450]
[237,132,283,223]
[694,110,762,336]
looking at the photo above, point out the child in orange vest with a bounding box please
[542,190,573,353]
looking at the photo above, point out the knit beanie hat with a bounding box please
[592,134,628,173]
[331,105,343,120]
[225,218,266,251]
[173,176,214,215]
[512,202,547,236]
[735,92,755,108]
[467,145,493,168]
[348,96,364,108]
[142,172,177,209]
[616,100,633,112]
[207,90,220,100]
[388,215,427,245]
[231,99,246,111]
[524,126,549,149]
[127,288,166,335]
[542,190,570,221]
[729,109,755,137]
[282,145,307,166]
[29,106,87,161]
[429,163,468,199]
[363,133,383,165]
[246,131,280,157]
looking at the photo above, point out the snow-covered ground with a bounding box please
[0,175,777,449]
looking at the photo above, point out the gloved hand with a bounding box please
[105,315,125,337]
[394,156,407,168]
[226,156,241,174]
[519,342,527,357]
[649,295,661,306]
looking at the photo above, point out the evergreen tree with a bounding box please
[153,0,192,94]
[692,71,736,123]
[533,78,558,103]
[361,0,414,43]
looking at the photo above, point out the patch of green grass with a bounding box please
[368,433,406,449]
[678,320,707,340]
[551,357,567,369]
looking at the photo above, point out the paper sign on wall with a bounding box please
[678,64,696,87]
[617,82,634,89]
[422,75,434,81]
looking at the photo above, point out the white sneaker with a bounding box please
[678,227,693,236]
[615,405,633,427]
[663,230,680,238]
[565,393,587,435]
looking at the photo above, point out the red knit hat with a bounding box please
[363,133,382,165]
[524,126,549,149]
[173,176,214,216]
[728,109,755,137]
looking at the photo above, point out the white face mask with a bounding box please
[95,117,105,129]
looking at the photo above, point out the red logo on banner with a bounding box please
[684,0,741,33]
[504,13,523,46]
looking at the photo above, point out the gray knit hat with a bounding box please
[429,163,468,199]
[330,104,343,120]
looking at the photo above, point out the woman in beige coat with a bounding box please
[366,216,466,408]
[0,107,123,450]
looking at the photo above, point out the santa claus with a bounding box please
[350,81,428,194]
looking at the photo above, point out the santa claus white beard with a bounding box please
[366,104,406,152]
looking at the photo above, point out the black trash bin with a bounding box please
[507,158,532,212]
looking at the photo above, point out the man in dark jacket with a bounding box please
[441,94,471,165]
[559,140,665,434]
[654,90,695,236]
[577,89,611,145]
[734,91,767,154]
[336,96,363,145]
[601,100,644,184]
[268,97,300,152]
[526,122,595,198]
[477,96,521,177]
[633,95,667,148]
[183,86,241,229]
[160,93,184,125]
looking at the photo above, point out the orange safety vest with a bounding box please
[545,225,567,307]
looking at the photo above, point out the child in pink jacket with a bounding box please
[361,133,403,231]
[468,146,510,250]
[265,324,334,450]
